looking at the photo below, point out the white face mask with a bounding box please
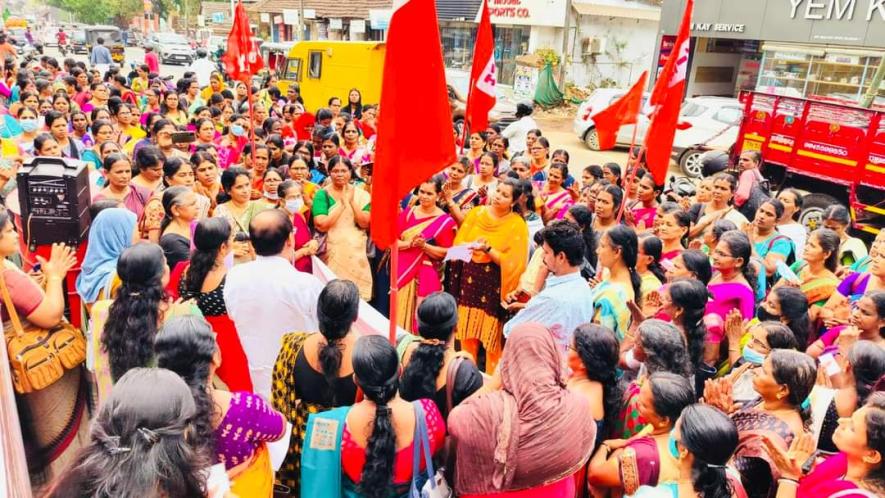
[285,198,304,213]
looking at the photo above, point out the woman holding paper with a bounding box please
[394,177,457,332]
[445,178,528,373]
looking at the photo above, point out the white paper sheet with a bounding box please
[444,244,474,263]
[268,421,293,471]
[206,463,230,498]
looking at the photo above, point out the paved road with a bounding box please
[46,45,634,168]
[46,45,191,80]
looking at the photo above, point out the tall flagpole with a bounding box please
[616,123,643,223]
[388,244,398,345]
[246,78,257,167]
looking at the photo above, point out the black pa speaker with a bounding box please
[16,156,91,250]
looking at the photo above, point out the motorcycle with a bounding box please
[59,42,68,56]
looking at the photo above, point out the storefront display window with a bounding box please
[440,24,528,85]
[757,45,885,102]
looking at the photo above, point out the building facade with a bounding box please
[569,0,661,88]
[657,0,885,100]
[244,0,391,43]
[436,0,661,88]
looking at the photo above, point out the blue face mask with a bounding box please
[667,430,680,459]
[19,118,39,133]
[230,124,246,137]
[742,345,766,366]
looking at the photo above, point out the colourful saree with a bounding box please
[732,406,796,498]
[790,262,839,307]
[445,206,528,362]
[619,436,680,495]
[797,452,883,498]
[615,380,647,439]
[591,281,632,342]
[452,187,479,211]
[543,189,574,221]
[313,187,373,300]
[395,207,457,332]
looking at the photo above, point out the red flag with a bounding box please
[644,0,692,185]
[371,0,456,249]
[464,0,496,135]
[223,2,264,82]
[591,71,648,150]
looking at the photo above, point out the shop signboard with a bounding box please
[660,0,885,47]
[283,9,299,25]
[369,9,392,29]
[478,0,567,27]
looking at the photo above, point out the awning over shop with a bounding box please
[572,0,661,21]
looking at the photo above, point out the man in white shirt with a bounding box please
[503,221,594,355]
[501,102,538,156]
[187,48,216,88]
[224,209,325,398]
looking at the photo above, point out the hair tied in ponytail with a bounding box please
[707,463,726,469]
[420,338,444,346]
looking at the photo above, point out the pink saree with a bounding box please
[395,208,457,331]
[543,190,574,221]
[798,453,880,498]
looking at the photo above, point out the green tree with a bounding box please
[46,0,142,26]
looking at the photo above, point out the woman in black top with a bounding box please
[159,186,198,271]
[271,279,361,494]
[400,291,484,419]
[174,217,253,394]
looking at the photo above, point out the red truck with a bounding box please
[733,92,884,237]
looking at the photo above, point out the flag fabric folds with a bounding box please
[223,2,264,82]
[371,0,457,249]
[644,0,693,185]
[591,71,648,150]
[464,0,496,135]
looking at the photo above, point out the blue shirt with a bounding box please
[90,45,113,65]
[503,271,595,353]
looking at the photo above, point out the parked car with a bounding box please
[574,91,742,177]
[145,32,194,65]
[573,88,652,151]
[445,69,517,136]
[6,28,27,47]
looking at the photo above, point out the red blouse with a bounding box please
[341,398,445,485]
[0,267,43,322]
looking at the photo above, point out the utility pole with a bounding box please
[299,0,305,40]
[559,0,572,86]
[860,56,885,108]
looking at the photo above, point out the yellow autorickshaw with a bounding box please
[85,25,125,64]
[280,41,385,112]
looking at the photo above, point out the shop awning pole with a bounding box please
[860,57,885,109]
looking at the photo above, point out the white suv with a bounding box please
[573,88,651,151]
[148,32,194,65]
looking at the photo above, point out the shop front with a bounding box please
[437,0,567,85]
[658,0,885,102]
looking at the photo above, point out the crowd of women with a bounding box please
[1,52,884,498]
